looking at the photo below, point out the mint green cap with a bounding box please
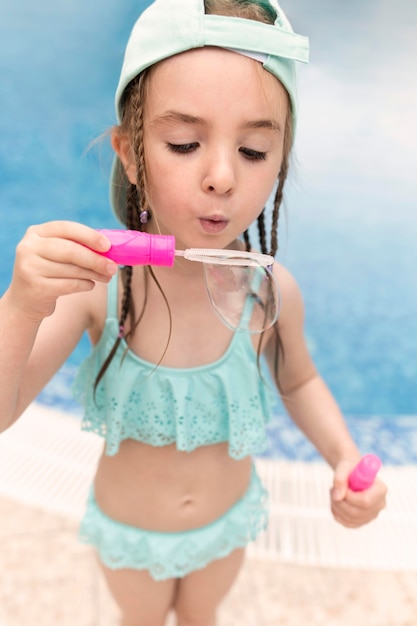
[111,0,309,224]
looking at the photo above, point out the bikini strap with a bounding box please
[107,273,119,320]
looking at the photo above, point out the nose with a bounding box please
[202,149,236,195]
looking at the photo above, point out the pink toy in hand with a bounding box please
[97,229,175,267]
[348,454,382,492]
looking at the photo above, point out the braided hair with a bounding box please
[94,71,172,392]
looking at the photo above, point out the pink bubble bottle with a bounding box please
[98,229,175,267]
[348,454,382,492]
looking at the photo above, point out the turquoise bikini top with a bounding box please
[73,274,273,458]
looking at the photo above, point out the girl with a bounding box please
[0,0,386,625]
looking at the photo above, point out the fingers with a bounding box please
[24,221,111,268]
[330,478,388,529]
[330,458,355,503]
[24,237,115,282]
[10,221,118,320]
[29,220,111,249]
[19,221,115,277]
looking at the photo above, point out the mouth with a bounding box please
[199,216,229,234]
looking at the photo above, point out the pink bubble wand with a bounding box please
[96,229,274,268]
[348,454,382,492]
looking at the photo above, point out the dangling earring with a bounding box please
[139,209,151,224]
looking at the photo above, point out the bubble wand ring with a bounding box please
[176,248,274,268]
[96,230,279,333]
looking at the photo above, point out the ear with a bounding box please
[111,127,137,184]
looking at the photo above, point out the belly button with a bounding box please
[181,496,195,508]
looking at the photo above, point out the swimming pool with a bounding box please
[1,1,416,464]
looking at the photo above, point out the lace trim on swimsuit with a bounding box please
[79,467,269,580]
[73,316,273,458]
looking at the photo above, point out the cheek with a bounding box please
[148,147,197,189]
[146,144,181,184]
[256,163,281,200]
[145,159,187,210]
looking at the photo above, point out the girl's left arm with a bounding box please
[263,264,387,528]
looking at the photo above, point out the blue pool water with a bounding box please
[1,1,417,464]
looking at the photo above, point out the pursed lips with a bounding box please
[198,215,229,234]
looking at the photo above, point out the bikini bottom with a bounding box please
[79,463,268,581]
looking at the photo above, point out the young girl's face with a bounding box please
[123,47,289,250]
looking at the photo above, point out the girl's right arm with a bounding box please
[0,221,116,430]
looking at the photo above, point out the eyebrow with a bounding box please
[150,110,282,132]
[243,119,282,132]
[150,111,203,126]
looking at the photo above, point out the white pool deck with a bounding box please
[1,403,417,625]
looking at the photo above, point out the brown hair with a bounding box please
[95,0,291,391]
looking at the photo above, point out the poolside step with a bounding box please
[253,458,417,571]
[1,403,416,571]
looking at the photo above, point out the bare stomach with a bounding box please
[93,440,252,532]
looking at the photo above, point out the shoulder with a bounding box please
[272,262,305,327]
[263,262,316,388]
[259,261,306,355]
[272,262,300,291]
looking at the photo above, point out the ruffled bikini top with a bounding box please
[73,274,273,459]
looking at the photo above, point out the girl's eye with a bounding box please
[167,142,199,154]
[240,147,267,161]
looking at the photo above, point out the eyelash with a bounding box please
[167,143,199,154]
[239,147,267,161]
[166,143,267,161]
